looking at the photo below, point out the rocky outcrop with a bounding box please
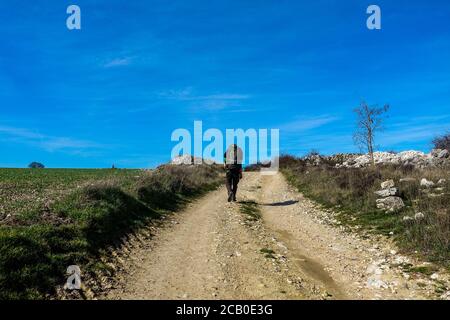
[420,177,447,198]
[402,212,426,223]
[431,148,449,159]
[380,179,395,189]
[420,178,435,188]
[375,180,405,212]
[171,155,212,165]
[374,188,398,197]
[402,216,414,222]
[414,212,425,220]
[171,155,195,165]
[376,196,405,212]
[334,149,449,168]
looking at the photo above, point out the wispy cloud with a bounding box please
[278,115,339,133]
[103,57,133,68]
[376,114,450,148]
[379,124,449,147]
[0,125,44,139]
[40,137,101,152]
[0,125,104,154]
[272,115,344,156]
[157,87,194,100]
[191,93,251,101]
[279,113,450,156]
[281,133,354,155]
[114,154,168,168]
[389,114,450,129]
[158,88,250,101]
[158,87,251,111]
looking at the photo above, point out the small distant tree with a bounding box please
[353,101,389,167]
[432,132,450,151]
[306,149,320,157]
[28,162,45,169]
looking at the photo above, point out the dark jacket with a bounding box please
[224,145,243,173]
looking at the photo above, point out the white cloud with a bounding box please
[0,124,103,153]
[192,94,250,101]
[278,115,338,133]
[158,88,250,101]
[0,125,44,139]
[379,123,449,146]
[282,133,355,155]
[158,87,194,99]
[158,87,250,111]
[103,57,133,68]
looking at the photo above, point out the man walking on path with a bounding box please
[224,144,243,202]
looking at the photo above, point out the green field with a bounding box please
[0,165,222,299]
[0,168,142,224]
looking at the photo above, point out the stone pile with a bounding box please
[420,178,447,198]
[171,155,214,165]
[334,149,449,168]
[374,179,405,213]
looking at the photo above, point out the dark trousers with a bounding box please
[226,170,240,196]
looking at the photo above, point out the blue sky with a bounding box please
[0,0,449,168]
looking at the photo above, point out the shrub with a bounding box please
[28,162,45,169]
[433,132,450,151]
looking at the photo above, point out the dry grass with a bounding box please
[280,155,450,267]
[0,164,222,299]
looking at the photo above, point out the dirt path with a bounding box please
[105,172,446,300]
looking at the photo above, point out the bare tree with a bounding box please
[353,102,389,167]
